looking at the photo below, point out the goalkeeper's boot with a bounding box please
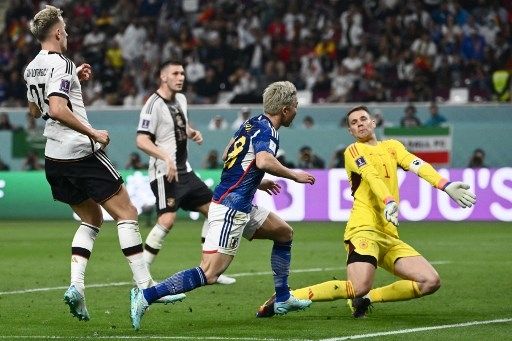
[216,274,236,285]
[130,287,149,331]
[63,285,90,321]
[154,293,186,304]
[256,293,276,318]
[274,294,312,315]
[347,297,372,318]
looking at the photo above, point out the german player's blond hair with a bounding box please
[263,81,297,115]
[29,5,63,42]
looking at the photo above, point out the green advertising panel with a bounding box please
[0,170,222,220]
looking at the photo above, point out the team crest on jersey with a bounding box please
[244,123,252,131]
[142,119,150,129]
[166,197,175,208]
[229,237,239,249]
[355,156,367,168]
[59,79,70,93]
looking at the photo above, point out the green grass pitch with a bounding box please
[0,219,510,340]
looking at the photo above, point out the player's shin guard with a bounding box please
[291,280,356,301]
[71,223,99,295]
[271,240,292,302]
[118,220,153,288]
[143,266,207,304]
[369,280,421,303]
[143,223,169,266]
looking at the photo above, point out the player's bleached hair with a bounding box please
[29,5,63,42]
[263,81,297,115]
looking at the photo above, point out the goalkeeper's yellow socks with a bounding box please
[291,280,356,301]
[369,280,421,303]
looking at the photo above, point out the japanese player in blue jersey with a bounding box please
[129,81,316,330]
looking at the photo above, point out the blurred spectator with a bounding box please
[0,157,9,171]
[297,146,325,169]
[2,1,511,106]
[302,115,315,129]
[373,109,391,128]
[125,152,147,170]
[0,113,14,130]
[231,107,251,130]
[492,70,510,102]
[22,151,43,171]
[400,104,422,127]
[276,149,295,168]
[468,148,488,168]
[329,145,346,169]
[424,102,447,126]
[202,149,221,169]
[193,67,221,104]
[208,115,228,130]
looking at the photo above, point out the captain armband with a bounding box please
[408,158,425,174]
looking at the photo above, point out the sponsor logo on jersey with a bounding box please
[355,156,367,168]
[142,119,150,129]
[358,239,368,250]
[59,79,70,93]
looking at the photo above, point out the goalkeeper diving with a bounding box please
[256,105,476,318]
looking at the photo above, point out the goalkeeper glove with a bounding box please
[384,201,399,226]
[443,181,476,208]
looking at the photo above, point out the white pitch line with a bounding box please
[0,317,510,340]
[319,318,512,340]
[0,261,450,296]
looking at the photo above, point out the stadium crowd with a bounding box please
[1,0,511,108]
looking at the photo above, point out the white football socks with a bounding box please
[143,223,169,266]
[117,220,153,289]
[70,223,99,295]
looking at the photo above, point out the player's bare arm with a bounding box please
[76,63,92,82]
[255,151,315,184]
[48,95,109,145]
[136,133,178,182]
[28,101,42,119]
[258,179,281,195]
[186,125,203,144]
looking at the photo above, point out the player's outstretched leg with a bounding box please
[63,285,90,321]
[256,293,276,318]
[347,297,372,318]
[274,293,312,315]
[130,288,149,331]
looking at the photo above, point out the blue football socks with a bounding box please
[271,240,292,302]
[143,266,207,304]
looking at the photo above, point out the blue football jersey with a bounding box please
[213,114,279,213]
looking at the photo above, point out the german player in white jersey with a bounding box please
[24,5,182,322]
[136,60,235,285]
[129,81,316,330]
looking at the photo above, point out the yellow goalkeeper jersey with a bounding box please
[343,139,447,240]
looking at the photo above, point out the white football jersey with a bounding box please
[24,50,100,160]
[137,92,192,182]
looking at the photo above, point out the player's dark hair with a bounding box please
[159,59,184,73]
[345,105,371,125]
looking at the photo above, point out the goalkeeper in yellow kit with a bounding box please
[256,105,476,318]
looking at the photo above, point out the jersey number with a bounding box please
[224,136,247,169]
[29,84,49,113]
